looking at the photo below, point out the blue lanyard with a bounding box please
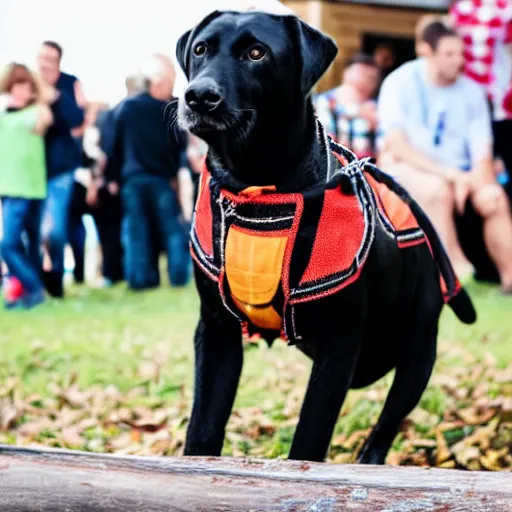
[433,112,445,147]
[415,64,472,170]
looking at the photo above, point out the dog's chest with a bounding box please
[190,170,376,342]
[225,225,287,331]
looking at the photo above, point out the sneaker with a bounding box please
[22,290,46,309]
[42,271,64,298]
[4,276,24,302]
[4,298,24,310]
[90,277,113,289]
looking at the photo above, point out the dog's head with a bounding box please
[175,10,337,150]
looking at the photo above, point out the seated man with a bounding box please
[377,21,512,293]
[315,54,381,160]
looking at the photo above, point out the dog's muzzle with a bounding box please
[178,98,255,139]
[185,78,224,115]
[178,78,228,134]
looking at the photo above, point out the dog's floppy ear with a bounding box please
[175,10,224,78]
[176,29,193,77]
[287,17,338,96]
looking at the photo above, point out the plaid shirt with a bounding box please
[450,0,512,120]
[314,89,377,160]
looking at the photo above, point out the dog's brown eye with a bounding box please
[193,43,207,57]
[248,47,265,61]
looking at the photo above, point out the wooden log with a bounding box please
[0,444,511,511]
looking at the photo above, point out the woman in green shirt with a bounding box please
[0,63,53,309]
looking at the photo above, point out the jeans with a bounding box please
[0,197,44,293]
[122,174,191,290]
[41,171,75,278]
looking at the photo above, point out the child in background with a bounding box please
[0,63,53,309]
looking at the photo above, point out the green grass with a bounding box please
[0,282,312,413]
[0,278,511,466]
[1,284,199,397]
[1,279,509,395]
[439,281,512,366]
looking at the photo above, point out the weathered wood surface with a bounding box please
[0,444,511,511]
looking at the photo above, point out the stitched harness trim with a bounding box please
[290,171,375,302]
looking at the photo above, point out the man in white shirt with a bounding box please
[378,22,512,293]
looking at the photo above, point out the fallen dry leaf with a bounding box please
[0,377,19,397]
[146,430,174,454]
[435,421,465,433]
[435,428,451,465]
[332,453,353,464]
[107,432,135,451]
[137,361,160,381]
[107,407,133,424]
[453,445,481,468]
[331,433,347,448]
[401,450,430,467]
[457,407,497,426]
[479,448,509,471]
[17,418,53,438]
[471,383,489,400]
[386,452,401,466]
[131,429,142,443]
[408,408,440,429]
[500,399,512,422]
[410,439,437,449]
[483,352,497,368]
[343,429,370,451]
[61,427,85,448]
[469,365,485,382]
[76,418,99,431]
[495,367,512,383]
[245,422,276,439]
[128,408,169,431]
[55,407,87,428]
[0,401,18,430]
[438,460,457,469]
[58,385,90,408]
[104,385,122,402]
[363,389,387,402]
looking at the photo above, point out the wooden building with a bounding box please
[282,0,449,92]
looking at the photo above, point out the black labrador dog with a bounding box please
[173,10,476,464]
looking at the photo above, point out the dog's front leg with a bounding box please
[288,332,361,462]
[184,312,243,456]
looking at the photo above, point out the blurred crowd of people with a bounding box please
[0,41,205,309]
[0,0,511,311]
[315,1,512,294]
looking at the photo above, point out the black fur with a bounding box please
[175,10,477,464]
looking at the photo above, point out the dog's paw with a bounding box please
[356,446,386,465]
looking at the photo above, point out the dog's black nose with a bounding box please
[185,80,223,114]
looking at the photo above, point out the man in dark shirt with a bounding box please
[85,75,147,286]
[37,40,85,297]
[108,55,191,290]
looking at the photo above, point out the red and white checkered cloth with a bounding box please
[450,0,512,120]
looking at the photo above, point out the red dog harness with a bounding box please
[191,137,460,344]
